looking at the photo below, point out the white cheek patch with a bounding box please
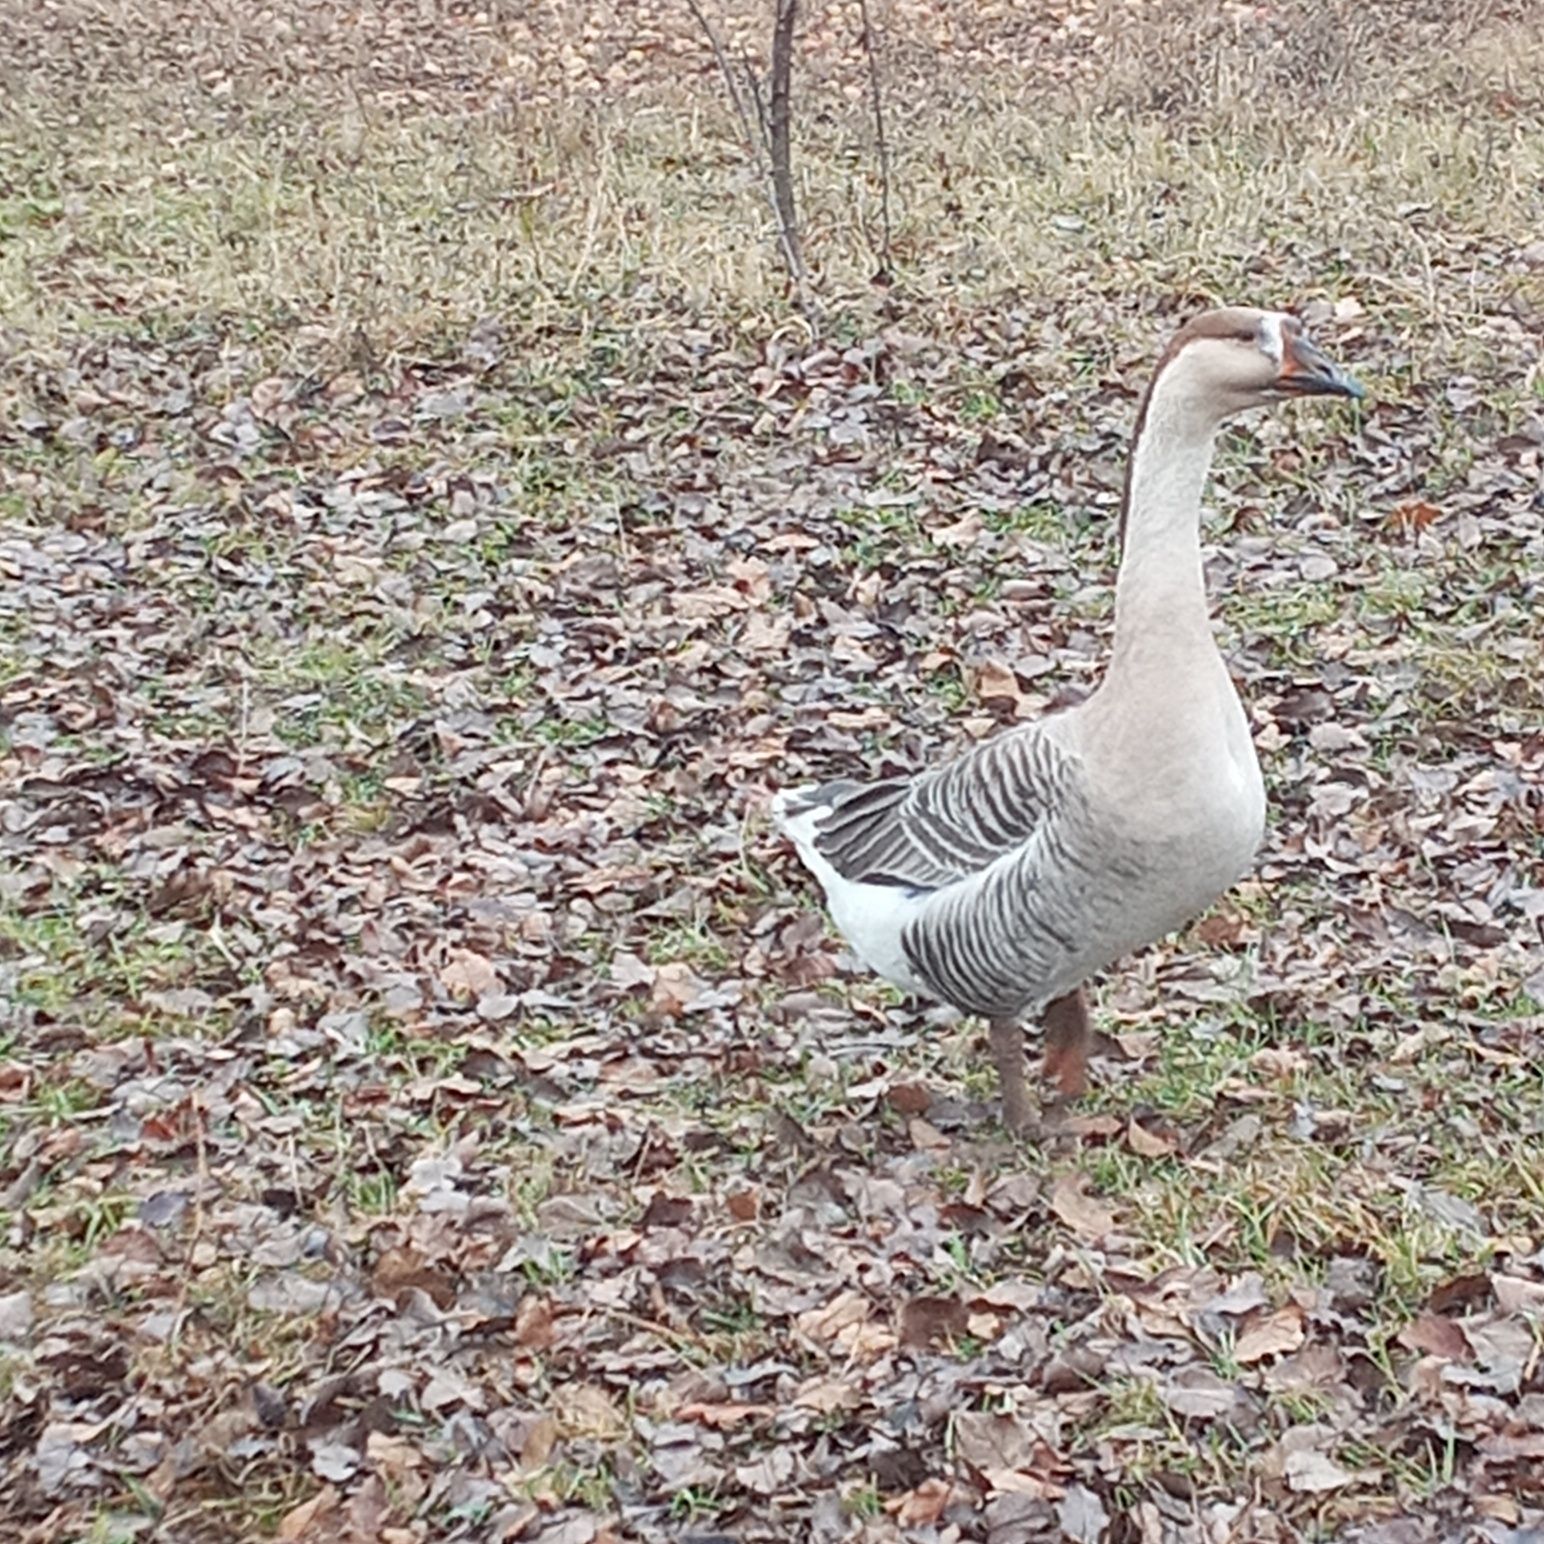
[1258,313,1286,366]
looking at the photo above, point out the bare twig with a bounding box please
[768,0,802,278]
[683,0,813,314]
[855,0,893,277]
[742,55,772,159]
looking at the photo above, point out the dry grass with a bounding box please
[2,0,1540,365]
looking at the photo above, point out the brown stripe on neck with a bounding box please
[1115,308,1260,552]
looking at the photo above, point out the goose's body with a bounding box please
[774,307,1364,1129]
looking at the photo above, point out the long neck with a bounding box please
[1107,376,1220,686]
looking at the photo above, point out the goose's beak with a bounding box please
[1277,333,1365,400]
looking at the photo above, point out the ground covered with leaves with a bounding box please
[3,2,1544,1541]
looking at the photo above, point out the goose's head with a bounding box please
[1155,306,1365,424]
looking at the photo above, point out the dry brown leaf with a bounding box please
[608,951,655,990]
[1478,1431,1544,1461]
[556,1383,629,1440]
[888,1477,955,1525]
[1159,1366,1238,1419]
[371,1247,456,1309]
[517,1414,559,1472]
[648,960,706,1016]
[1284,1447,1357,1493]
[735,1446,797,1494]
[1192,909,1247,948]
[1427,1271,1491,1314]
[971,1279,1040,1312]
[1060,1112,1123,1139]
[1050,1173,1116,1239]
[514,1296,555,1351]
[899,1294,969,1349]
[1493,1274,1544,1313]
[886,1080,933,1114]
[792,1377,859,1415]
[365,1432,423,1479]
[932,512,984,548]
[439,949,500,999]
[1386,498,1444,532]
[676,1401,776,1429]
[1113,1031,1160,1061]
[1126,1118,1176,1158]
[908,1115,950,1151]
[954,1411,1038,1476]
[1059,1483,1111,1543]
[1399,1311,1470,1361]
[278,1485,340,1542]
[1250,1046,1308,1081]
[725,1186,760,1221]
[1234,1307,1305,1364]
[974,659,1025,710]
[797,1289,871,1344]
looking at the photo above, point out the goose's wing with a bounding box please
[777,723,1077,892]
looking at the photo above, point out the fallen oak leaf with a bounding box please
[792,1376,859,1414]
[1284,1447,1357,1493]
[725,1186,760,1221]
[676,1401,777,1429]
[1492,1274,1544,1313]
[886,1080,932,1114]
[1398,1311,1470,1361]
[1234,1306,1305,1364]
[513,1295,555,1351]
[735,1446,797,1495]
[371,1247,456,1309]
[1126,1117,1176,1158]
[439,948,501,1000]
[1058,1112,1123,1139]
[1059,1482,1110,1543]
[899,1294,969,1349]
[638,1192,692,1229]
[309,1439,360,1484]
[887,1477,955,1525]
[908,1115,950,1151]
[1455,1316,1534,1394]
[1192,909,1248,948]
[648,960,706,1017]
[1426,1271,1490,1314]
[974,660,1028,714]
[1050,1173,1116,1239]
[931,512,984,548]
[1386,498,1444,533]
[516,1413,558,1472]
[796,1289,871,1344]
[278,1485,340,1541]
[1159,1366,1238,1419]
[1250,1046,1309,1081]
[608,951,655,991]
[1478,1430,1544,1461]
[954,1410,1040,1477]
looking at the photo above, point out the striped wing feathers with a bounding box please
[798,726,1072,891]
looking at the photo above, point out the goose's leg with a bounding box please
[1041,988,1091,1099]
[988,1019,1035,1132]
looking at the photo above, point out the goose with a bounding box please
[773,307,1364,1133]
